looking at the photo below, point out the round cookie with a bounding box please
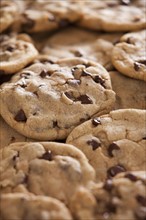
[66,109,146,181]
[70,171,146,220]
[110,71,146,109]
[0,58,115,140]
[0,193,72,220]
[0,116,34,149]
[0,34,38,75]
[112,30,146,81]
[77,0,146,32]
[0,142,95,204]
[42,27,123,70]
[0,0,18,33]
[21,0,81,33]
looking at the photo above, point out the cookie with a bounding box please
[0,142,95,204]
[0,0,18,33]
[42,27,122,70]
[0,58,115,140]
[77,0,146,32]
[21,0,81,33]
[0,116,34,149]
[0,193,72,220]
[66,109,146,181]
[0,34,38,75]
[70,171,146,220]
[110,71,146,109]
[112,30,146,81]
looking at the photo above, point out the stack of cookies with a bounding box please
[0,1,146,219]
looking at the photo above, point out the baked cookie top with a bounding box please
[66,109,146,181]
[0,34,38,74]
[0,142,95,204]
[112,30,146,81]
[42,27,122,70]
[0,193,72,220]
[0,58,115,140]
[77,0,146,31]
[70,171,146,220]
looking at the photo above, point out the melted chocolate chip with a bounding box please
[103,179,113,191]
[77,95,93,104]
[136,195,146,207]
[58,18,69,27]
[92,118,101,126]
[134,62,141,71]
[135,207,146,220]
[40,69,47,78]
[125,173,137,181]
[107,165,126,177]
[94,75,105,88]
[108,143,120,157]
[87,139,101,151]
[14,109,27,122]
[6,45,15,52]
[40,151,53,161]
[120,0,130,5]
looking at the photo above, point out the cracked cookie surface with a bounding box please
[0,58,115,140]
[66,109,146,181]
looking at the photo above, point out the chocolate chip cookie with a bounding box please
[0,58,115,140]
[77,0,146,32]
[66,109,146,181]
[110,71,146,109]
[0,142,95,204]
[42,27,122,70]
[112,30,146,81]
[0,193,72,220]
[0,34,38,74]
[70,171,146,220]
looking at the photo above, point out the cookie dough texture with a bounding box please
[0,34,38,74]
[112,30,146,81]
[110,71,146,109]
[70,171,146,220]
[42,27,122,70]
[66,109,146,181]
[77,0,146,32]
[21,0,81,33]
[0,142,95,204]
[0,116,34,149]
[0,58,115,140]
[0,193,72,220]
[0,0,18,33]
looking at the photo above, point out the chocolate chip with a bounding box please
[0,74,12,85]
[136,60,146,66]
[120,0,130,5]
[53,120,59,128]
[106,202,117,213]
[136,195,146,207]
[6,45,15,52]
[40,150,53,161]
[0,70,6,75]
[14,109,27,122]
[126,37,134,44]
[58,18,69,27]
[135,207,146,220]
[108,143,120,157]
[23,18,35,30]
[92,118,101,126]
[10,136,16,143]
[94,75,105,88]
[134,62,141,71]
[87,139,101,151]
[33,91,38,97]
[107,165,126,177]
[143,137,146,140]
[74,51,83,57]
[40,69,47,78]
[77,95,93,104]
[125,173,138,181]
[103,179,113,192]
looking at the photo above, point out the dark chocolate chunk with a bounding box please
[58,18,70,27]
[125,173,137,181]
[14,109,27,122]
[40,150,53,161]
[77,95,93,104]
[94,75,105,88]
[87,139,101,151]
[120,0,130,5]
[107,165,126,177]
[103,179,113,192]
[134,62,141,71]
[135,207,146,220]
[108,143,120,157]
[40,69,47,78]
[92,118,101,126]
[136,195,146,207]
